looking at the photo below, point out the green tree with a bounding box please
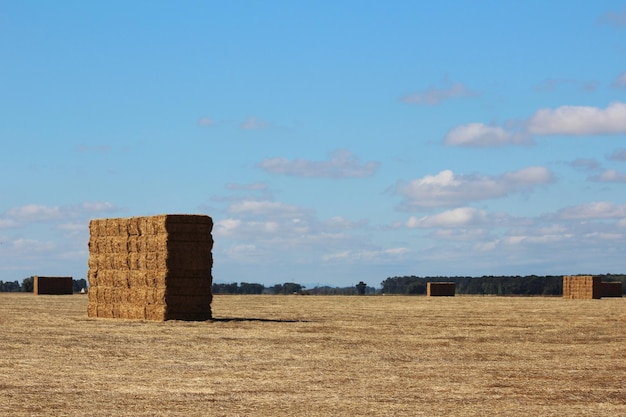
[355,281,367,295]
[21,277,34,292]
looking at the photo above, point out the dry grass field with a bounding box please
[1,293,626,416]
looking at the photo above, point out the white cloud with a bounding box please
[395,166,554,209]
[527,102,626,135]
[240,116,268,130]
[597,8,626,27]
[257,149,379,178]
[609,148,626,161]
[0,219,19,229]
[534,78,598,93]
[589,169,626,182]
[228,200,306,217]
[198,117,216,126]
[406,207,488,228]
[225,182,268,191]
[444,123,531,147]
[78,201,117,213]
[7,204,62,221]
[569,158,602,172]
[612,72,626,89]
[322,247,410,263]
[557,201,626,220]
[400,81,478,105]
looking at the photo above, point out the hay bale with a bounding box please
[34,276,73,295]
[563,276,622,299]
[87,214,213,321]
[427,282,455,297]
[600,282,623,298]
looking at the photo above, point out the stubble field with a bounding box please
[1,293,625,416]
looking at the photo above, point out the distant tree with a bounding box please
[406,281,426,295]
[239,282,264,294]
[355,281,367,295]
[21,277,34,292]
[0,280,21,292]
[73,278,87,293]
[281,282,304,294]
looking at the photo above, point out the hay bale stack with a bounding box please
[87,214,213,320]
[562,275,620,299]
[600,282,623,298]
[34,276,73,295]
[427,282,455,297]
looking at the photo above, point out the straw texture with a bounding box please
[87,214,213,320]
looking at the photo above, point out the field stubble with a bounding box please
[1,294,625,416]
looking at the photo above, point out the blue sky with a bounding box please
[1,1,626,288]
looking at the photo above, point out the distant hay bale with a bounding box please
[562,275,623,299]
[87,214,213,321]
[427,282,455,297]
[34,276,73,295]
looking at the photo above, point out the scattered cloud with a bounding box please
[589,169,626,182]
[227,200,307,218]
[608,148,626,161]
[597,8,626,27]
[527,102,626,135]
[612,71,626,89]
[406,207,488,228]
[444,123,531,147]
[6,204,63,222]
[225,182,269,191]
[568,158,602,172]
[0,219,19,229]
[198,117,216,127]
[557,201,626,220]
[240,116,268,130]
[257,149,379,178]
[76,145,112,153]
[534,78,599,93]
[400,80,478,105]
[4,201,119,224]
[394,166,554,209]
[321,247,410,263]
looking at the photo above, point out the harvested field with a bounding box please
[1,293,626,416]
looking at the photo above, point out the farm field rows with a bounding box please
[1,293,625,416]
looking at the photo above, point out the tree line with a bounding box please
[212,281,376,295]
[0,278,88,293]
[380,274,626,296]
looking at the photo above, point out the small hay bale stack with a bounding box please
[600,281,623,298]
[33,276,73,295]
[87,214,213,321]
[562,275,622,299]
[427,282,455,297]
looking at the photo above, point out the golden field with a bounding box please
[1,293,625,416]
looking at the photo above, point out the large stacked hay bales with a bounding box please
[87,214,213,320]
[563,275,623,299]
[427,282,455,297]
[34,276,73,295]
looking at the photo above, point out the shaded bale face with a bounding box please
[427,282,455,297]
[87,214,214,321]
[34,276,74,295]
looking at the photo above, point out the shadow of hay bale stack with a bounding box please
[87,214,213,321]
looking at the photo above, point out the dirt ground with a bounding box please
[1,293,625,416]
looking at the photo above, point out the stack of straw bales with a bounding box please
[427,282,455,297]
[87,214,213,320]
[34,276,73,295]
[563,275,623,299]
